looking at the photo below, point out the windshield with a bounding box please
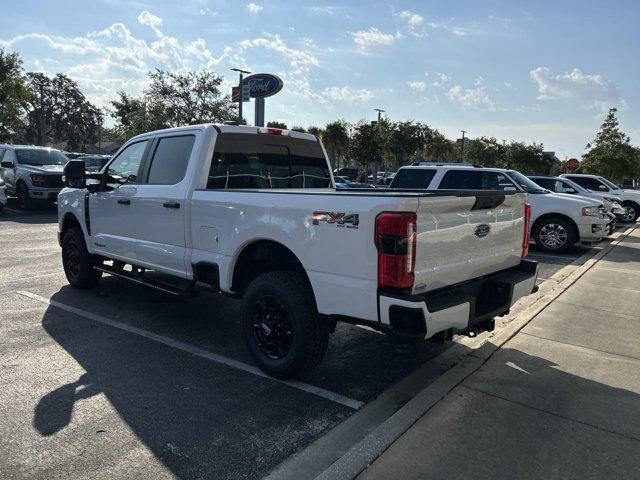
[598,177,621,191]
[16,149,69,166]
[508,170,549,193]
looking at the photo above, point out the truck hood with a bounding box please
[18,164,65,174]
[548,192,602,207]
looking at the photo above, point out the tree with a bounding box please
[503,141,547,174]
[0,49,31,142]
[322,120,350,169]
[582,108,640,181]
[290,126,307,132]
[111,69,237,138]
[307,126,323,137]
[24,73,102,150]
[110,92,169,141]
[267,121,288,129]
[146,69,236,126]
[464,136,505,168]
[422,130,455,162]
[348,121,382,179]
[385,121,426,169]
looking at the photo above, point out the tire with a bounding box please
[621,202,640,223]
[241,271,329,379]
[533,217,576,253]
[17,182,35,210]
[61,227,102,289]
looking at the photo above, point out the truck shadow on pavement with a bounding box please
[29,283,452,479]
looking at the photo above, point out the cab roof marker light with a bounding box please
[258,127,289,136]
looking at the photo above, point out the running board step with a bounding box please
[95,265,195,297]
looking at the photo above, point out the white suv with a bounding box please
[391,165,611,253]
[561,173,640,223]
[529,175,626,222]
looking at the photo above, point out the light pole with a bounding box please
[460,130,467,162]
[374,108,385,123]
[231,68,251,124]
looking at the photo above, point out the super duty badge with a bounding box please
[312,211,359,228]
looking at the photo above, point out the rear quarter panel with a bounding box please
[189,190,421,322]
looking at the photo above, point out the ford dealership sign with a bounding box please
[243,73,283,98]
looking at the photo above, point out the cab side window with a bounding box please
[439,170,516,190]
[555,181,575,194]
[567,176,606,191]
[106,141,149,188]
[531,178,555,191]
[147,135,195,185]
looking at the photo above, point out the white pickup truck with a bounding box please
[58,124,538,378]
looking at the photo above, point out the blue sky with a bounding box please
[1,0,638,156]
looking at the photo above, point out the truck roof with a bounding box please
[127,124,319,143]
[398,164,510,174]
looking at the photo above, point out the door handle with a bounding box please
[117,199,131,205]
[163,202,180,209]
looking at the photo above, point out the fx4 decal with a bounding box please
[312,211,360,228]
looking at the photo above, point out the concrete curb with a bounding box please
[313,225,637,480]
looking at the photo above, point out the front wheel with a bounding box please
[621,202,640,223]
[17,183,35,210]
[533,218,576,253]
[241,271,328,379]
[61,227,102,289]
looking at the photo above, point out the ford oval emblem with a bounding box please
[242,73,284,98]
[474,224,491,238]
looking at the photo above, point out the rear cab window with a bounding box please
[437,170,517,190]
[389,169,436,188]
[206,133,331,189]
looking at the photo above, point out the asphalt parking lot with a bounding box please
[0,200,629,480]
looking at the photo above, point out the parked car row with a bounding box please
[389,164,636,253]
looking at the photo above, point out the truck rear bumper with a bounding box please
[378,259,538,340]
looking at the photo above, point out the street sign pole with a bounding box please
[255,98,265,127]
[238,71,244,123]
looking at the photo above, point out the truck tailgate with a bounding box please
[413,192,527,293]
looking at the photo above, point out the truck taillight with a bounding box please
[375,212,417,289]
[522,203,531,257]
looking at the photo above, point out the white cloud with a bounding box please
[310,6,338,15]
[407,81,427,92]
[396,10,424,27]
[446,85,495,111]
[436,72,449,82]
[452,29,467,36]
[350,27,400,54]
[395,10,426,37]
[245,2,263,14]
[322,85,374,104]
[137,11,163,37]
[530,67,626,113]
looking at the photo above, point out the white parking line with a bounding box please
[17,290,364,410]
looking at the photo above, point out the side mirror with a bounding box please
[63,160,87,189]
[597,185,608,191]
[565,188,576,194]
[1,160,13,168]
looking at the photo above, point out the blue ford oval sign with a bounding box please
[243,73,284,98]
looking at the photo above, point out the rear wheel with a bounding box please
[17,183,35,210]
[241,271,328,379]
[621,202,639,223]
[62,227,102,289]
[533,217,576,253]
